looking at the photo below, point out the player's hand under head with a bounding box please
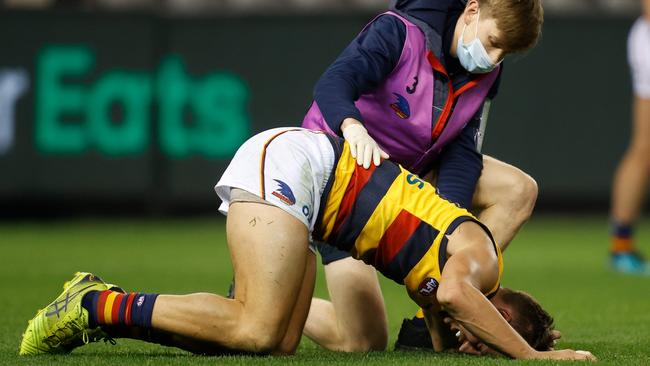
[341,118,389,169]
[535,349,596,361]
[444,316,595,361]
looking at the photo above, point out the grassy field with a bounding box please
[1,215,649,365]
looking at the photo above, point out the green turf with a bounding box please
[1,215,649,365]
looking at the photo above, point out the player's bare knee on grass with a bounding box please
[370,333,389,352]
[338,335,387,353]
[232,321,287,354]
[231,288,303,353]
[338,319,387,352]
[272,325,305,356]
[272,333,300,355]
[214,295,292,353]
[347,323,388,352]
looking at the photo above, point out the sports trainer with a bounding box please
[301,0,543,351]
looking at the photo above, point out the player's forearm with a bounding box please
[437,281,536,359]
[423,309,458,351]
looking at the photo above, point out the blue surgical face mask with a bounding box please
[456,10,498,74]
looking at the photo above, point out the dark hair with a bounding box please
[480,0,544,54]
[499,288,555,351]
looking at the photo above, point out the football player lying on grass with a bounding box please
[19,128,595,361]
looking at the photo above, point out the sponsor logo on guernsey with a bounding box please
[418,277,439,296]
[390,93,410,119]
[406,76,419,94]
[272,179,296,206]
[406,174,425,189]
[137,295,145,307]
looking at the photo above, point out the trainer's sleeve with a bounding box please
[313,15,406,135]
[434,115,483,209]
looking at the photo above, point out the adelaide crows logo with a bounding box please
[272,179,296,206]
[390,93,410,119]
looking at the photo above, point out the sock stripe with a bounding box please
[610,221,635,253]
[611,221,634,238]
[612,237,634,253]
[90,290,100,324]
[104,291,119,324]
[124,293,136,325]
[97,291,109,324]
[112,293,125,325]
[116,293,127,324]
[83,291,157,328]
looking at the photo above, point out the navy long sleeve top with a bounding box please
[312,0,501,209]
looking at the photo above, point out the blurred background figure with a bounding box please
[609,0,650,274]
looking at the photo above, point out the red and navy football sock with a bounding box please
[610,221,635,253]
[81,290,159,328]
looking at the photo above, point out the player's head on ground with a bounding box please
[452,0,544,71]
[489,287,556,351]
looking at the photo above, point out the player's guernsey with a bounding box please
[314,139,503,298]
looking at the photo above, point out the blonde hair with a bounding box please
[480,0,544,54]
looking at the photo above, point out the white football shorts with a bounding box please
[628,17,650,99]
[215,127,336,234]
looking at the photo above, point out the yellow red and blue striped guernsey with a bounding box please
[313,139,503,299]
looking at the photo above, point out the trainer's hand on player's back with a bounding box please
[341,118,389,169]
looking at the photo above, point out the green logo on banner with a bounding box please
[36,45,250,158]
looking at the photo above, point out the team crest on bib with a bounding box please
[418,277,439,296]
[272,179,296,206]
[390,93,410,119]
